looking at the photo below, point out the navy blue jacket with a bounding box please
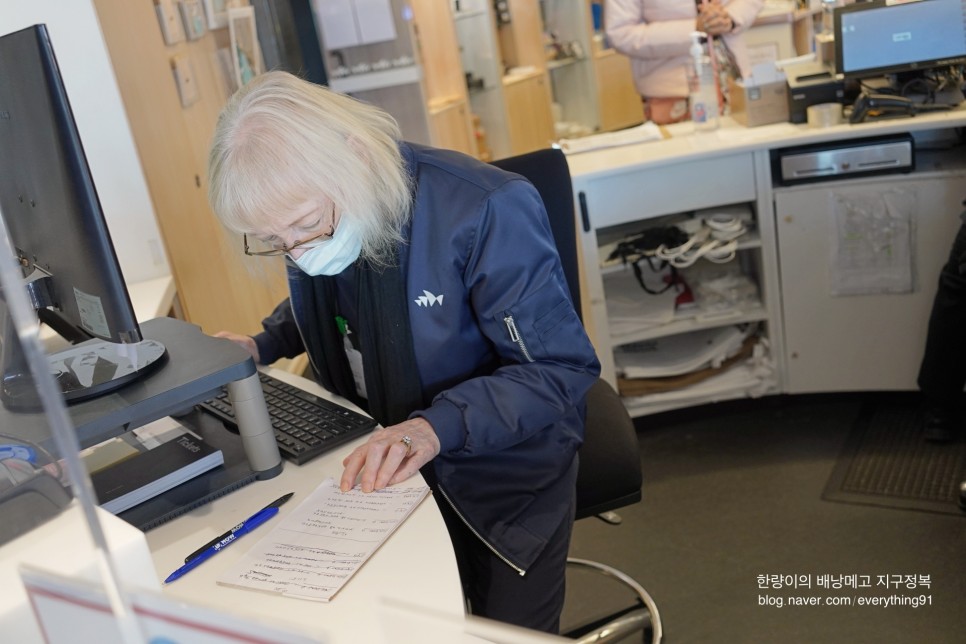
[254,143,600,573]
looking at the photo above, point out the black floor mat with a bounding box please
[822,398,966,516]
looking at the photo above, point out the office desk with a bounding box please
[566,108,966,415]
[145,368,464,643]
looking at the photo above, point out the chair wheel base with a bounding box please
[566,558,662,643]
[596,511,623,525]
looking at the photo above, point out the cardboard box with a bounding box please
[728,78,789,127]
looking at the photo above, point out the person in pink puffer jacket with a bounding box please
[605,0,764,124]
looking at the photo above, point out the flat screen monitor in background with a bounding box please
[834,0,966,81]
[0,24,166,409]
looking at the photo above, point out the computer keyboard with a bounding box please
[197,372,377,465]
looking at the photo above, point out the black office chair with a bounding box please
[492,148,662,644]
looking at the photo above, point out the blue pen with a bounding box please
[163,506,280,584]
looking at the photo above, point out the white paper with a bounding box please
[615,325,748,379]
[132,416,191,449]
[557,122,663,155]
[829,189,916,296]
[218,478,430,601]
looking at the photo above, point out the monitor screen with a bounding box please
[0,24,165,406]
[834,0,966,80]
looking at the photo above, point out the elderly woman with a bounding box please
[207,71,600,633]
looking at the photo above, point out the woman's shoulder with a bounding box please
[404,142,522,195]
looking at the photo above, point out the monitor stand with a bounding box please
[0,310,166,411]
[1,316,282,481]
[50,339,167,403]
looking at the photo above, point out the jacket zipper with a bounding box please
[437,486,526,577]
[503,315,534,363]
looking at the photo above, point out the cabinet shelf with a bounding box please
[621,357,779,416]
[428,94,466,112]
[547,56,581,71]
[599,231,763,275]
[610,304,769,346]
[503,68,544,86]
[453,8,488,21]
[327,65,422,94]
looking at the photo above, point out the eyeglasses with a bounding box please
[243,205,336,257]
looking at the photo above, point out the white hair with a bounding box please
[208,71,412,267]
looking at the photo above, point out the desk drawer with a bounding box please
[578,152,756,229]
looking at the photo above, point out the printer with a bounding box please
[784,60,846,124]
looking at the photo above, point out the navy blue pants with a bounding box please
[918,215,966,408]
[434,492,575,634]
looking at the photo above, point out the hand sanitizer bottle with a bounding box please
[688,32,719,131]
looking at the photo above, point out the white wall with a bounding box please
[1,0,171,285]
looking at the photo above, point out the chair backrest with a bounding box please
[490,148,581,316]
[490,148,642,520]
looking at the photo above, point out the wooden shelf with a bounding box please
[427,94,466,112]
[502,68,544,86]
[548,56,582,71]
[453,8,488,21]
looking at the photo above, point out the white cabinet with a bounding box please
[574,151,782,417]
[773,149,966,394]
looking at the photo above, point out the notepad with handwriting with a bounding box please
[217,478,430,602]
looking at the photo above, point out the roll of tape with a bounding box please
[807,103,843,128]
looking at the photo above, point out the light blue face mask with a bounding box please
[293,214,362,276]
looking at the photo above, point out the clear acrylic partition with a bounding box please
[0,206,144,641]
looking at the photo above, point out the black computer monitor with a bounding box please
[0,24,166,407]
[834,0,966,80]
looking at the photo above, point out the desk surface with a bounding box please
[565,106,966,180]
[144,368,464,643]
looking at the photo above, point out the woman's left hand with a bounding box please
[339,417,440,492]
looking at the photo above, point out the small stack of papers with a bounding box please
[557,122,663,154]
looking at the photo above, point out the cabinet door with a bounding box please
[429,100,477,157]
[775,172,966,393]
[503,73,556,155]
[594,50,643,132]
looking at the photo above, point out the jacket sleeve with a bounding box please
[412,178,601,455]
[724,0,764,33]
[605,0,697,61]
[251,298,305,365]
[605,0,763,60]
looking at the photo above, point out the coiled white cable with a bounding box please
[705,213,746,241]
[655,225,738,267]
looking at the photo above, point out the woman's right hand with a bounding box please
[214,331,260,363]
[697,2,734,36]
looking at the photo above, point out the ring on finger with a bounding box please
[400,435,413,453]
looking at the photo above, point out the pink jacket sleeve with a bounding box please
[605,0,764,62]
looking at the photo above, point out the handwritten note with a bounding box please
[217,478,430,601]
